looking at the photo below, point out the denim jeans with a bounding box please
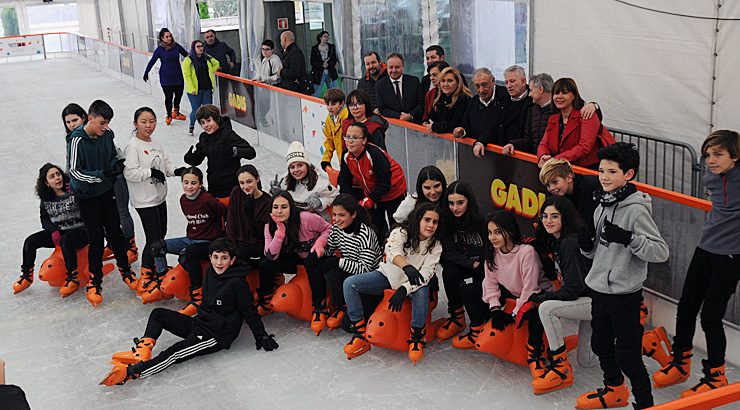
[187,89,214,127]
[114,174,134,238]
[312,71,336,98]
[154,236,209,274]
[343,270,430,328]
[539,297,597,368]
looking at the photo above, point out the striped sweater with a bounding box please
[324,222,382,275]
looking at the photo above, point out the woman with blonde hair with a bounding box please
[423,67,472,134]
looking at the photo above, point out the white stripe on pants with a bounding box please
[139,337,218,378]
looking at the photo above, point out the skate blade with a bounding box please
[345,346,371,360]
[533,380,574,395]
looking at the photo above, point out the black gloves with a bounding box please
[322,255,340,272]
[243,194,255,221]
[143,72,149,82]
[541,256,557,281]
[603,219,633,246]
[150,239,166,255]
[578,232,595,252]
[490,308,514,331]
[255,334,279,351]
[104,158,126,178]
[269,175,281,197]
[527,290,546,304]
[150,168,166,183]
[320,161,331,172]
[174,167,186,177]
[388,287,407,312]
[402,265,423,286]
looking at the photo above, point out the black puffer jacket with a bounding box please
[184,117,256,198]
[195,261,267,349]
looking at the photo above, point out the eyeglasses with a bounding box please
[195,45,203,48]
[343,136,365,141]
[540,213,561,221]
[261,47,272,51]
[348,103,364,109]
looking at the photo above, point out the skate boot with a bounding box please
[533,345,574,394]
[408,326,427,366]
[256,290,274,316]
[653,349,692,387]
[102,246,115,261]
[576,380,629,409]
[86,280,103,308]
[13,266,34,294]
[59,269,80,298]
[641,326,672,367]
[119,267,139,291]
[136,267,157,296]
[165,114,172,125]
[526,343,547,382]
[681,360,728,398]
[127,237,139,264]
[452,323,483,350]
[178,287,203,316]
[112,337,156,365]
[100,362,136,386]
[310,303,329,336]
[172,108,186,120]
[436,306,466,341]
[639,301,648,326]
[326,305,345,329]
[344,319,371,359]
[141,277,173,304]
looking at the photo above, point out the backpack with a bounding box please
[597,125,616,148]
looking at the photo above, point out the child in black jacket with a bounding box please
[100,238,278,386]
[183,104,256,198]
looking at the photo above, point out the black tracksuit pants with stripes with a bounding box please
[129,308,222,378]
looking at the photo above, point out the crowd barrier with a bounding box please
[3,32,737,329]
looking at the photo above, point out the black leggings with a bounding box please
[78,189,130,281]
[590,289,652,408]
[183,241,211,290]
[162,85,184,115]
[441,262,484,312]
[132,308,222,379]
[135,203,168,270]
[21,228,87,272]
[370,196,405,242]
[322,256,351,307]
[673,247,740,366]
[258,252,320,300]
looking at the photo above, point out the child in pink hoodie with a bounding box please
[256,191,331,314]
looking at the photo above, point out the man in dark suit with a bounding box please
[375,53,424,124]
[278,30,307,93]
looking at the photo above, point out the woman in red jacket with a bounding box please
[537,78,601,169]
[338,122,407,241]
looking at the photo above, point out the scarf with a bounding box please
[593,182,637,206]
[160,40,176,51]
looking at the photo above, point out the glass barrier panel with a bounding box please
[405,129,457,188]
[42,33,62,53]
[108,43,121,73]
[385,124,409,185]
[274,91,303,144]
[254,86,279,140]
[132,51,151,94]
[60,33,75,52]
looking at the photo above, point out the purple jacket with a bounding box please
[144,43,188,86]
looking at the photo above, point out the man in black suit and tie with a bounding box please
[375,53,424,124]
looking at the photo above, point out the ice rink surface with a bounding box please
[0,58,736,409]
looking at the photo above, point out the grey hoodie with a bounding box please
[583,189,669,294]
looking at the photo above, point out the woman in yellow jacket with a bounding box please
[183,40,220,134]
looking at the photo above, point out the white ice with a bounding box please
[0,58,735,409]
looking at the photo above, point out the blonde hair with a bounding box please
[433,67,473,109]
[539,158,574,185]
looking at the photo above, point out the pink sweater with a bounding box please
[481,244,552,314]
[264,211,331,260]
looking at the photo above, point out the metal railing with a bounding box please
[608,128,703,197]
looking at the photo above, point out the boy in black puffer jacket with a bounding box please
[183,104,256,198]
[100,238,278,386]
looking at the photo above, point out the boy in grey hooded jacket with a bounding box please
[576,142,669,410]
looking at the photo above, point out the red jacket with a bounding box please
[537,108,601,168]
[338,143,406,204]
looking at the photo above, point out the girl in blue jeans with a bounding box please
[342,202,442,364]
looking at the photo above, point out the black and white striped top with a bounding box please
[324,223,382,275]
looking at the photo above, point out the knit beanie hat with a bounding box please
[286,141,309,166]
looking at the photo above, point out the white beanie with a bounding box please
[286,141,309,166]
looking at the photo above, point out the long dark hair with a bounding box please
[401,202,442,255]
[534,196,585,253]
[268,191,301,252]
[346,89,373,119]
[61,103,87,133]
[415,165,447,205]
[331,193,375,234]
[237,164,262,190]
[36,163,68,201]
[285,162,318,191]
[484,211,522,271]
[440,180,481,230]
